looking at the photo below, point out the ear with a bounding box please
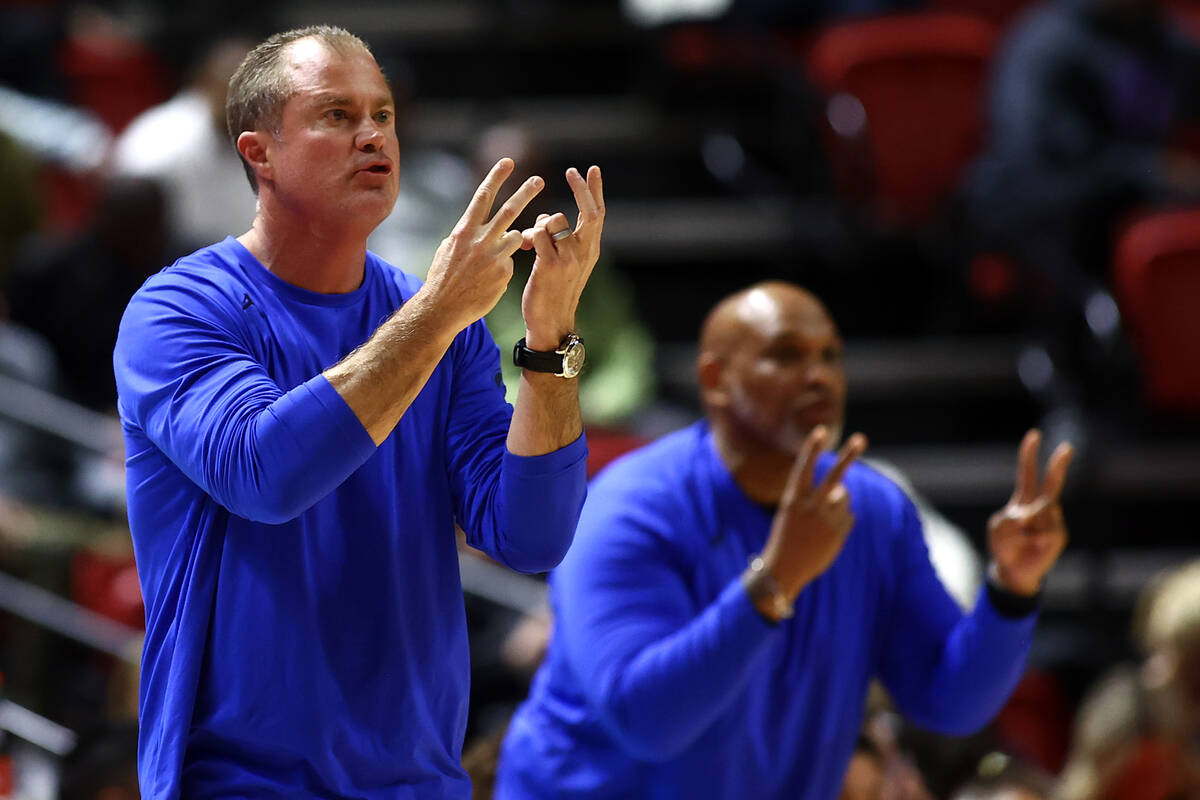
[697,351,729,409]
[237,130,273,185]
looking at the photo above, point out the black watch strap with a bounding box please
[512,338,565,373]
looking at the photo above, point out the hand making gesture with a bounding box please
[519,166,605,350]
[758,426,870,602]
[988,429,1075,597]
[423,158,544,333]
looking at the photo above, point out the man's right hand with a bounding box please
[421,158,544,333]
[757,427,868,602]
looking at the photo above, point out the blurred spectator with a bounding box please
[951,752,1054,800]
[966,0,1200,317]
[56,5,169,135]
[840,733,888,800]
[1056,559,1200,800]
[109,36,257,251]
[9,176,170,411]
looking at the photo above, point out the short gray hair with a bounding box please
[225,25,374,192]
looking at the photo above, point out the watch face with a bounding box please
[560,340,586,378]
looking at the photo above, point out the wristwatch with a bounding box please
[743,556,794,621]
[512,333,586,378]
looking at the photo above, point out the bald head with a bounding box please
[700,281,836,361]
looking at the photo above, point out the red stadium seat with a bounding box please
[807,13,1000,228]
[1111,207,1200,415]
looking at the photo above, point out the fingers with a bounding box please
[1014,429,1041,503]
[528,213,571,258]
[487,174,544,237]
[587,165,604,212]
[816,433,868,497]
[784,426,829,506]
[498,229,524,257]
[459,158,514,228]
[567,166,604,225]
[1040,441,1075,502]
[520,214,552,251]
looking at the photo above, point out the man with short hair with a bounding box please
[114,25,605,798]
[497,281,1074,800]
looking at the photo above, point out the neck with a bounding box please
[709,417,796,507]
[238,201,370,295]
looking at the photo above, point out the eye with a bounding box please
[821,346,842,364]
[763,347,801,364]
[326,108,348,121]
[374,110,392,124]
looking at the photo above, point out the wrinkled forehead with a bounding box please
[735,286,838,342]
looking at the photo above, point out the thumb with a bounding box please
[520,228,538,251]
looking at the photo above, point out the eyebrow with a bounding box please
[310,93,394,109]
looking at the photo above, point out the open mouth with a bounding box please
[358,163,392,176]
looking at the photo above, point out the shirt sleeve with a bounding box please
[114,276,377,524]
[876,491,1037,735]
[444,320,587,573]
[552,480,779,762]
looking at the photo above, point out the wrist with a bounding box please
[985,562,1042,619]
[524,325,573,352]
[988,561,1041,597]
[742,555,794,624]
[411,284,473,340]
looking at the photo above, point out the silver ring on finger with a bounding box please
[551,227,572,242]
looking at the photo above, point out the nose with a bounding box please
[803,360,838,392]
[356,124,384,153]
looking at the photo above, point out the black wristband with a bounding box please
[985,576,1041,618]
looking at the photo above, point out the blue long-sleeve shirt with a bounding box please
[497,422,1035,800]
[114,236,587,799]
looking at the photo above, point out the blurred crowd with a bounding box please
[0,0,1199,797]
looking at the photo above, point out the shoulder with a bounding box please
[120,240,253,334]
[835,457,922,537]
[590,424,706,503]
[576,424,712,548]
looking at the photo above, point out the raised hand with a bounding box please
[758,426,869,600]
[988,429,1074,596]
[519,166,605,350]
[423,158,544,333]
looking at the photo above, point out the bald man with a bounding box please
[496,282,1074,800]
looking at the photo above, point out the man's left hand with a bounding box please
[519,166,605,351]
[987,429,1075,597]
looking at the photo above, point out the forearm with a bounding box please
[208,375,376,523]
[583,579,776,761]
[507,370,582,457]
[893,588,1037,735]
[481,438,588,572]
[324,289,461,446]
